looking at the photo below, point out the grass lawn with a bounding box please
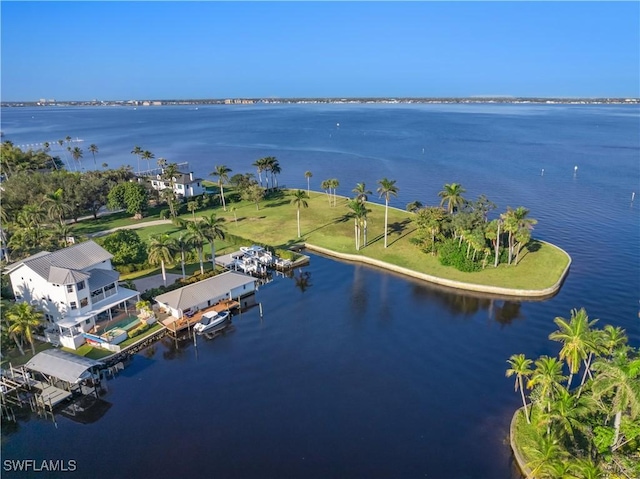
[76,189,570,292]
[1,341,54,367]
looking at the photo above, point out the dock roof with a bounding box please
[25,349,101,384]
[154,271,255,312]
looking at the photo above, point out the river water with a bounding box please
[1,104,638,478]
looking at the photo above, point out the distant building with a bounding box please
[5,241,139,350]
[148,170,205,198]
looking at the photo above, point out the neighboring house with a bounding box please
[154,271,256,319]
[147,170,205,198]
[5,241,139,350]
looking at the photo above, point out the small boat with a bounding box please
[194,310,230,334]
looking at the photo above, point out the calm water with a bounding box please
[1,104,639,478]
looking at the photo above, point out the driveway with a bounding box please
[133,273,183,293]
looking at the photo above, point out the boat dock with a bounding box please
[162,299,240,335]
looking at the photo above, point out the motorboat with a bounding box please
[194,310,230,334]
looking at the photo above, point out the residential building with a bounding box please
[5,241,139,350]
[148,170,205,198]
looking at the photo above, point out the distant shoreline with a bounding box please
[2,97,638,108]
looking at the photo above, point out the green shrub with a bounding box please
[438,239,481,272]
[127,323,150,339]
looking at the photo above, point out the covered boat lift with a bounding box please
[24,349,103,409]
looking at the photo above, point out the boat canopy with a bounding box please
[25,349,101,384]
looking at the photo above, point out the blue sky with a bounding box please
[1,1,638,100]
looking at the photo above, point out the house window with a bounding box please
[85,319,91,325]
[80,298,89,308]
[197,182,200,187]
[77,281,85,291]
[178,184,183,190]
[67,284,74,293]
[70,301,77,310]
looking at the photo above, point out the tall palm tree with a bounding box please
[347,200,368,250]
[200,213,226,270]
[329,178,340,206]
[305,171,313,196]
[528,356,565,416]
[271,160,281,189]
[377,178,399,248]
[591,355,640,449]
[506,353,533,424]
[211,164,232,211]
[141,150,155,173]
[353,182,371,204]
[71,146,83,171]
[321,180,332,206]
[438,183,466,214]
[252,157,267,187]
[549,308,598,391]
[186,220,207,275]
[88,144,99,168]
[6,302,43,355]
[147,234,178,285]
[131,145,143,173]
[261,156,278,190]
[290,190,309,238]
[175,233,191,279]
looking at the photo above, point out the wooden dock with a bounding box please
[162,300,240,335]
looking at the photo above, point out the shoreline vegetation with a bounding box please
[70,188,571,298]
[506,312,639,478]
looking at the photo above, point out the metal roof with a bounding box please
[87,268,120,291]
[5,241,113,281]
[25,349,101,384]
[48,266,91,285]
[154,271,255,311]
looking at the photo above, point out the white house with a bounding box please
[154,271,256,319]
[5,241,139,350]
[148,170,205,198]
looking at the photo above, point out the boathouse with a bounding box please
[153,271,256,319]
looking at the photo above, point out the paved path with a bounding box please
[87,219,173,238]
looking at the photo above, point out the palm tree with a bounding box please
[147,234,178,285]
[200,213,226,270]
[71,146,83,171]
[290,190,309,238]
[329,178,340,206]
[524,434,567,479]
[321,180,332,206]
[186,220,207,275]
[43,188,71,224]
[211,164,232,211]
[305,171,313,196]
[88,144,99,168]
[131,145,143,173]
[271,160,281,189]
[252,157,267,187]
[549,308,598,391]
[377,178,399,248]
[591,355,640,450]
[174,233,190,280]
[187,200,198,219]
[506,354,534,424]
[528,356,565,417]
[353,182,371,204]
[6,302,43,355]
[438,183,466,214]
[347,200,368,250]
[141,150,155,173]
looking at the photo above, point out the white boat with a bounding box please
[193,310,230,334]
